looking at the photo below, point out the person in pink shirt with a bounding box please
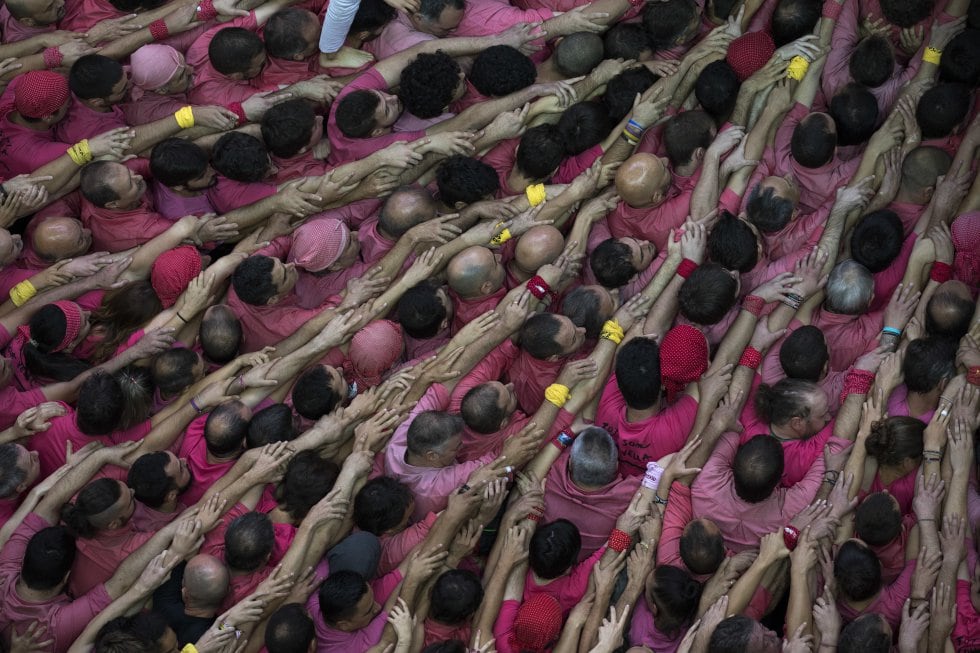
[853,494,917,583]
[352,476,436,575]
[759,323,848,417]
[362,6,440,61]
[507,312,588,414]
[358,186,438,265]
[833,539,918,631]
[0,442,42,524]
[125,450,193,531]
[77,161,174,252]
[885,337,954,423]
[446,246,508,332]
[177,403,251,505]
[395,280,454,360]
[607,153,692,251]
[857,0,945,65]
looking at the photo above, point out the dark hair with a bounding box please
[604,23,652,60]
[77,371,125,434]
[746,183,794,232]
[680,519,725,574]
[554,32,604,77]
[204,401,250,457]
[663,110,715,167]
[350,0,396,33]
[557,101,612,155]
[562,286,613,339]
[902,337,956,393]
[291,366,342,420]
[590,239,636,287]
[23,526,76,589]
[275,450,339,521]
[642,0,698,50]
[753,378,819,425]
[225,512,275,571]
[649,566,702,634]
[940,30,980,86]
[261,99,316,158]
[90,281,163,364]
[460,383,508,434]
[113,365,153,430]
[436,156,500,206]
[849,36,894,88]
[127,452,176,508]
[925,288,974,340]
[677,263,738,325]
[61,477,123,538]
[603,67,657,122]
[152,348,200,397]
[354,476,413,534]
[529,519,581,579]
[790,113,837,168]
[854,492,902,546]
[850,209,904,272]
[246,404,297,449]
[151,138,210,187]
[231,255,278,306]
[94,631,153,653]
[779,326,828,381]
[696,61,740,123]
[709,0,741,19]
[69,54,124,100]
[916,83,971,139]
[335,90,382,138]
[200,305,242,363]
[865,415,924,467]
[318,571,369,623]
[421,643,466,653]
[879,0,933,27]
[417,0,464,21]
[79,161,122,208]
[733,435,784,503]
[264,8,316,59]
[830,83,879,145]
[208,27,264,75]
[707,615,756,653]
[430,570,484,624]
[519,313,565,359]
[0,444,26,498]
[469,46,536,97]
[397,281,447,338]
[838,614,892,653]
[771,0,821,47]
[212,132,271,183]
[834,540,881,601]
[516,124,566,180]
[399,51,461,119]
[615,337,661,409]
[708,211,759,273]
[266,604,315,653]
[23,304,92,382]
[406,411,464,457]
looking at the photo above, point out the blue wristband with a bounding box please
[881,326,901,337]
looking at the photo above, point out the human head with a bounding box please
[80,161,147,210]
[905,336,958,394]
[834,539,882,601]
[69,54,128,106]
[554,32,604,77]
[790,112,837,168]
[732,435,785,503]
[354,476,414,535]
[561,285,617,339]
[529,519,581,579]
[435,156,499,207]
[4,0,66,26]
[398,51,463,119]
[130,44,188,96]
[0,444,40,499]
[469,45,536,97]
[850,209,904,272]
[460,381,517,434]
[745,177,799,232]
[603,67,657,121]
[754,378,830,437]
[771,0,820,46]
[397,280,450,338]
[127,451,192,509]
[264,8,319,60]
[516,124,566,180]
[708,616,781,653]
[642,0,698,50]
[150,246,203,309]
[224,512,275,571]
[77,371,126,434]
[838,614,892,653]
[446,246,505,298]
[679,519,725,574]
[32,218,92,261]
[849,36,894,88]
[830,83,880,145]
[204,400,251,458]
[200,304,242,364]
[318,571,379,630]
[568,426,619,488]
[406,411,465,466]
[335,88,402,138]
[925,281,974,339]
[13,70,70,124]
[23,526,76,590]
[512,594,563,650]
[288,219,357,273]
[557,101,612,155]
[261,99,320,158]
[182,554,231,608]
[208,27,266,79]
[212,132,273,183]
[411,0,464,37]
[900,146,951,204]
[275,450,339,521]
[513,225,565,276]
[865,415,924,468]
[349,0,395,40]
[659,324,709,402]
[150,138,214,191]
[879,0,933,26]
[0,229,22,267]
[519,313,586,360]
[115,366,154,431]
[677,263,739,325]
[246,404,298,448]
[940,29,980,86]
[291,365,345,420]
[614,336,661,409]
[708,211,760,273]
[265,604,315,653]
[663,110,717,168]
[854,492,902,546]
[590,237,655,287]
[778,325,829,381]
[347,319,404,388]
[916,83,971,139]
[22,301,92,382]
[61,478,135,537]
[231,255,298,306]
[430,570,484,625]
[614,153,672,207]
[824,260,873,314]
[378,187,437,237]
[647,566,702,633]
[696,60,740,123]
[725,30,775,81]
[604,23,653,60]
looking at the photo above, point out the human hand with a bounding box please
[84,14,142,44]
[882,283,921,333]
[12,402,67,439]
[192,214,238,245]
[387,597,416,644]
[614,488,650,535]
[928,15,966,50]
[9,622,54,653]
[88,127,134,160]
[339,266,390,311]
[679,221,707,263]
[774,34,821,61]
[555,357,598,388]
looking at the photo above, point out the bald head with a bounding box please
[378,186,437,238]
[183,554,230,607]
[514,225,564,274]
[615,153,671,208]
[33,218,90,262]
[447,246,499,298]
[901,146,951,198]
[200,304,242,364]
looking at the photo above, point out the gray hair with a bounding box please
[824,260,874,315]
[569,427,619,487]
[0,444,26,499]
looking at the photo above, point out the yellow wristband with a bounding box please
[9,279,36,307]
[66,139,92,166]
[544,383,571,408]
[786,56,809,81]
[525,183,546,207]
[923,47,942,65]
[490,227,512,246]
[181,645,198,653]
[174,105,195,129]
[600,319,625,344]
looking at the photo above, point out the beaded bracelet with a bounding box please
[608,528,632,552]
[739,346,762,369]
[42,46,63,69]
[149,19,170,41]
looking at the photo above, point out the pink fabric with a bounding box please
[887,201,926,236]
[453,0,552,37]
[449,286,506,334]
[542,448,641,561]
[54,95,128,145]
[606,188,692,252]
[306,569,402,653]
[629,597,685,653]
[178,414,236,505]
[152,181,216,220]
[185,13,276,105]
[256,55,320,88]
[656,481,734,581]
[870,233,917,311]
[0,114,71,178]
[80,196,173,253]
[836,558,915,630]
[523,546,603,613]
[363,11,436,61]
[759,319,847,416]
[69,522,154,597]
[0,4,52,43]
[293,258,371,309]
[953,578,980,652]
[506,349,564,415]
[595,374,699,477]
[0,383,45,432]
[131,501,183,532]
[120,92,188,126]
[356,217,397,265]
[207,177,277,214]
[865,513,915,584]
[422,619,471,649]
[811,306,885,373]
[270,151,329,183]
[377,511,436,576]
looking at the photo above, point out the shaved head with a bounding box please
[901,146,951,194]
[183,554,230,608]
[514,225,564,274]
[447,246,502,298]
[614,153,672,208]
[33,218,91,261]
[379,186,437,238]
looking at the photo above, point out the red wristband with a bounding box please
[739,346,762,370]
[930,261,953,283]
[839,368,875,404]
[677,258,698,279]
[821,0,843,20]
[148,18,170,41]
[743,295,766,317]
[226,101,247,125]
[551,429,575,451]
[968,366,980,387]
[526,274,557,305]
[608,528,631,552]
[526,512,542,522]
[42,46,63,69]
[783,525,800,551]
[196,0,219,21]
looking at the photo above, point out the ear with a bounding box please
[922,186,935,202]
[369,126,387,137]
[14,482,28,494]
[479,280,495,296]
[453,200,467,210]
[20,17,38,26]
[693,147,706,165]
[165,488,180,504]
[105,200,121,210]
[789,416,806,433]
[266,293,283,306]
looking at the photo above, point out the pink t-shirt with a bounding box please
[629,597,685,653]
[0,115,70,178]
[836,558,915,630]
[811,306,884,373]
[80,195,173,253]
[54,96,128,145]
[606,189,691,252]
[885,384,935,424]
[152,181,216,220]
[356,217,397,265]
[177,414,236,505]
[453,0,553,37]
[0,4,51,43]
[363,11,436,60]
[69,522,154,597]
[206,177,277,215]
[377,511,436,576]
[307,568,402,653]
[186,13,277,105]
[449,286,505,334]
[523,546,603,613]
[0,384,45,432]
[870,233,917,311]
[119,92,187,126]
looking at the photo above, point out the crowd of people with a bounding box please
[0,0,978,649]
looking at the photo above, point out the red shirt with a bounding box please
[54,96,127,145]
[0,116,70,178]
[186,13,276,105]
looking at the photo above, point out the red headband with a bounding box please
[50,300,83,352]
